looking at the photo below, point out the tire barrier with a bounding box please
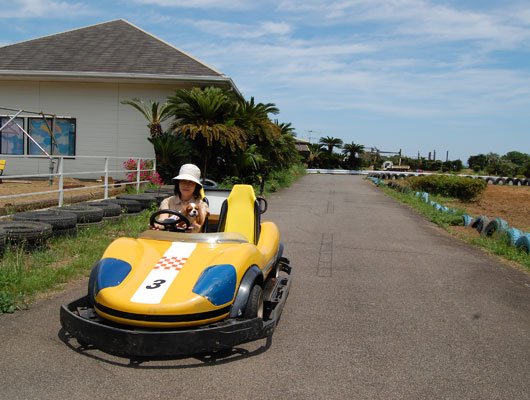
[515,234,530,253]
[0,228,7,254]
[0,221,53,250]
[54,205,104,230]
[81,202,122,220]
[506,228,522,246]
[13,210,78,238]
[116,194,157,209]
[368,176,528,257]
[471,215,489,233]
[481,218,508,238]
[101,199,142,215]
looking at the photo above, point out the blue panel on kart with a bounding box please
[97,258,132,293]
[193,264,237,306]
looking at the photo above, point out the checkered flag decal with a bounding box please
[153,256,188,271]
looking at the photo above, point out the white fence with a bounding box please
[0,155,156,207]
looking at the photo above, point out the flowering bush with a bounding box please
[123,159,164,186]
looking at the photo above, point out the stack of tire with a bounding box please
[13,210,77,238]
[0,220,53,251]
[81,201,122,222]
[53,204,104,230]
[101,198,143,216]
[116,193,159,209]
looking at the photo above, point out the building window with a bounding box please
[0,117,24,155]
[52,118,76,156]
[28,117,76,156]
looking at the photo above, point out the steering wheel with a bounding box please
[150,209,191,232]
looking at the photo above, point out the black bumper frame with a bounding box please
[60,273,291,358]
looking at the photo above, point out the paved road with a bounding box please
[2,175,530,399]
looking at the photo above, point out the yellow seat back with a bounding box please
[223,185,257,243]
[0,160,5,169]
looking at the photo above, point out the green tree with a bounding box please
[147,133,193,183]
[167,87,247,180]
[319,136,343,155]
[121,98,172,137]
[342,142,365,169]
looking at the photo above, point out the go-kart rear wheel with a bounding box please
[244,285,264,319]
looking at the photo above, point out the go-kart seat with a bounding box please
[217,184,260,244]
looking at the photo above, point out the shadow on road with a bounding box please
[58,328,272,369]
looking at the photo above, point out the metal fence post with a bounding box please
[136,158,141,193]
[104,157,109,199]
[58,157,64,207]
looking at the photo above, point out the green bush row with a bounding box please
[408,174,487,202]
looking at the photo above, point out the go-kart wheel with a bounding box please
[150,209,191,232]
[244,285,264,319]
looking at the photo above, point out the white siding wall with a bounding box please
[0,79,184,179]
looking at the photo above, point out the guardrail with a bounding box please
[0,155,156,207]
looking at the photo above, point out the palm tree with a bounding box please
[319,136,343,155]
[167,87,247,179]
[308,143,324,168]
[235,97,279,143]
[342,142,365,169]
[121,98,172,137]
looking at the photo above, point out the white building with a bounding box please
[0,19,239,178]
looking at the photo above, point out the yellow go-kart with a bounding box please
[60,185,292,357]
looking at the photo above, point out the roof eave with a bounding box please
[0,70,242,96]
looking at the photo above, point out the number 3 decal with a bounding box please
[146,279,166,289]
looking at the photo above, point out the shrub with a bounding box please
[408,174,487,202]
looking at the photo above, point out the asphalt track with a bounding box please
[2,175,530,399]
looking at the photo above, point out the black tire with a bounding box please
[0,227,7,254]
[100,199,142,214]
[243,285,264,319]
[13,210,77,234]
[77,220,105,230]
[103,215,121,222]
[494,178,505,185]
[486,177,495,184]
[116,194,157,209]
[0,221,53,250]
[54,205,104,223]
[52,226,78,238]
[81,201,122,217]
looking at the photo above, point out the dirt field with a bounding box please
[0,178,125,215]
[448,185,530,232]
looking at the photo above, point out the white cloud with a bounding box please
[187,20,292,39]
[130,0,252,10]
[1,0,91,18]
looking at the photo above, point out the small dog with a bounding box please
[178,203,207,230]
[181,203,200,224]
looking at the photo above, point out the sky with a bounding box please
[1,0,530,164]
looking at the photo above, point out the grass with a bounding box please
[378,181,530,270]
[0,207,154,314]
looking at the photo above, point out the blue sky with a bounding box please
[1,0,530,164]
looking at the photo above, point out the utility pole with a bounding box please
[433,150,436,161]
[446,151,449,162]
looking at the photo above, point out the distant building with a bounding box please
[0,19,240,176]
[294,138,310,156]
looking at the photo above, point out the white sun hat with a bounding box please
[172,164,202,187]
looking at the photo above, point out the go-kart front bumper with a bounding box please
[60,274,291,358]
